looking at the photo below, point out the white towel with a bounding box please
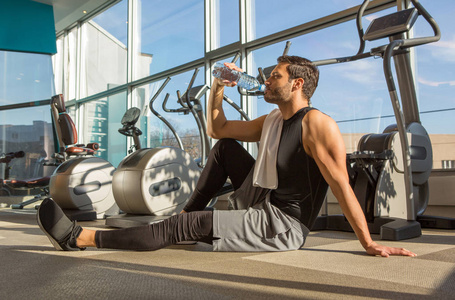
[253,108,283,189]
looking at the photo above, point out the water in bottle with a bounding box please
[212,62,265,92]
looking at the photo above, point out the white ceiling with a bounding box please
[32,0,115,33]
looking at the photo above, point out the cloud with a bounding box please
[327,59,384,86]
[423,35,455,62]
[434,39,455,49]
[418,77,455,87]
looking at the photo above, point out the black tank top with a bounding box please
[270,107,328,229]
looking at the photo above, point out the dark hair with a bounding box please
[277,55,319,99]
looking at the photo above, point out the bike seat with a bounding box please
[65,146,96,156]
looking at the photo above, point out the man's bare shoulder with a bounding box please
[303,108,337,131]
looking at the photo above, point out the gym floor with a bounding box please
[1,205,454,299]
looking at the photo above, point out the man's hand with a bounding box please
[223,62,243,72]
[215,63,244,87]
[366,241,417,257]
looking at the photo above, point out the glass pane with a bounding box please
[0,107,55,181]
[53,36,64,95]
[67,27,77,100]
[91,1,128,46]
[135,70,205,162]
[412,0,455,169]
[136,0,204,79]
[212,0,240,49]
[249,0,357,41]
[82,92,127,168]
[0,51,56,182]
[66,105,77,123]
[80,0,128,98]
[0,51,54,104]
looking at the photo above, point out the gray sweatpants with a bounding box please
[212,168,309,252]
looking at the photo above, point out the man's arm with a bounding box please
[303,110,416,257]
[207,68,266,142]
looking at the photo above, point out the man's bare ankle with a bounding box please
[77,228,97,248]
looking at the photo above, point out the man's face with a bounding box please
[264,63,293,104]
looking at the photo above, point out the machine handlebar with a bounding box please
[162,93,190,114]
[149,77,171,109]
[0,151,25,163]
[183,68,199,109]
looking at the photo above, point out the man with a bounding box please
[37,55,416,257]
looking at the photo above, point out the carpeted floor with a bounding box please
[1,207,454,299]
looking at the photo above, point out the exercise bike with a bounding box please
[105,66,251,228]
[156,67,251,200]
[48,94,142,220]
[0,150,54,209]
[105,71,205,228]
[0,151,26,197]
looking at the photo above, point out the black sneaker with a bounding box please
[37,198,85,251]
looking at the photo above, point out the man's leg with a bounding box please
[37,139,253,251]
[38,198,213,251]
[93,211,213,250]
[183,138,255,212]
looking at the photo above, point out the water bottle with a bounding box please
[212,62,265,92]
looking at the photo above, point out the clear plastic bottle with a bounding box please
[212,62,265,92]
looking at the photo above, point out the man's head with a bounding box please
[276,55,319,100]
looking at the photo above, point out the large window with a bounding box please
[45,0,455,171]
[0,51,55,180]
[0,51,54,103]
[135,0,204,79]
[0,107,55,180]
[211,0,239,49]
[413,1,455,169]
[135,70,205,161]
[80,0,128,98]
[249,0,355,40]
[82,91,127,167]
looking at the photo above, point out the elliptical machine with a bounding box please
[151,73,211,168]
[48,95,142,220]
